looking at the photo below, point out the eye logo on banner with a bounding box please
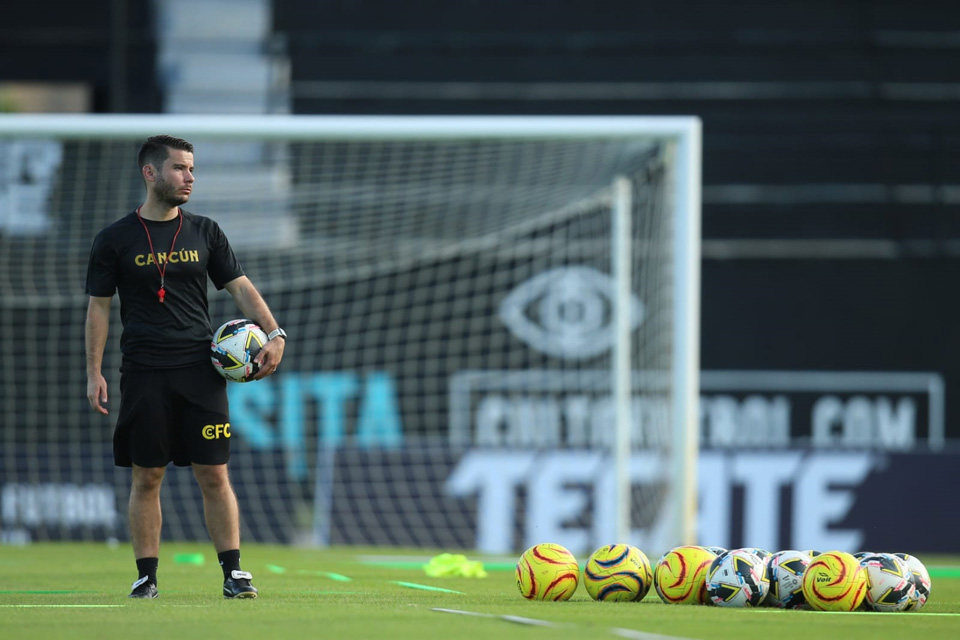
[499,266,644,360]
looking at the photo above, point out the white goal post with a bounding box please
[0,114,700,555]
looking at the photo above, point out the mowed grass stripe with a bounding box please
[434,607,700,639]
[0,590,98,594]
[1,543,959,640]
[0,604,124,608]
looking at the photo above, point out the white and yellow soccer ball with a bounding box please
[705,548,770,608]
[210,319,268,382]
[766,550,812,609]
[742,548,771,563]
[583,544,653,602]
[859,553,915,612]
[894,553,932,611]
[801,550,868,612]
[515,543,580,601]
[654,545,717,605]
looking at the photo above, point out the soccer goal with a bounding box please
[0,114,700,556]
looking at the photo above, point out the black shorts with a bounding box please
[115,362,231,468]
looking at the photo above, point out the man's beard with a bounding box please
[155,174,189,207]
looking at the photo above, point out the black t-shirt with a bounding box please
[85,209,245,370]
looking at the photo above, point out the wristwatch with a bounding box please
[267,327,287,341]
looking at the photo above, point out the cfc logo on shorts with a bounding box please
[202,423,231,440]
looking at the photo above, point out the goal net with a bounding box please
[0,115,700,556]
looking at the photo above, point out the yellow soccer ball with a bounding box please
[801,550,868,611]
[516,542,580,601]
[583,544,653,602]
[654,545,717,605]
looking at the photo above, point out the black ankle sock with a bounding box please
[218,550,241,578]
[136,557,158,585]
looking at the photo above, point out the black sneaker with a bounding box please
[223,570,258,599]
[129,576,158,599]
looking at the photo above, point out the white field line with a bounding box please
[611,628,699,640]
[433,608,564,628]
[747,608,960,617]
[0,604,124,608]
[432,608,699,639]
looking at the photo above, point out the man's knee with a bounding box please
[192,463,232,493]
[131,465,165,493]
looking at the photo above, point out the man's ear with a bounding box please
[142,164,155,182]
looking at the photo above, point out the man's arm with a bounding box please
[223,276,285,379]
[86,296,112,414]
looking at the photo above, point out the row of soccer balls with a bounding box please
[515,543,932,612]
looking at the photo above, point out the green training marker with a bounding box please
[266,564,287,574]
[297,570,352,582]
[173,553,205,566]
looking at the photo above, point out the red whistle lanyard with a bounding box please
[136,207,183,304]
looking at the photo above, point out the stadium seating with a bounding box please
[273,0,960,243]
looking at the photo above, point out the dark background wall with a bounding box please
[3,0,959,550]
[274,0,960,242]
[272,0,960,440]
[1,1,160,113]
[6,0,960,438]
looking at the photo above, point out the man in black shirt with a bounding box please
[85,135,286,600]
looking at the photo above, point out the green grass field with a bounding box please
[1,543,957,640]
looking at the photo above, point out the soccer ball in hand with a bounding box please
[801,551,868,611]
[583,544,653,602]
[654,546,716,605]
[516,543,580,601]
[766,550,812,609]
[894,553,932,611]
[210,319,268,382]
[706,549,770,607]
[860,553,915,612]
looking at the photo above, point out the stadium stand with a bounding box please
[273,0,960,247]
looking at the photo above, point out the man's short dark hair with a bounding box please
[138,135,194,174]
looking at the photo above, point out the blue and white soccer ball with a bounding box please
[766,550,812,609]
[706,549,770,607]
